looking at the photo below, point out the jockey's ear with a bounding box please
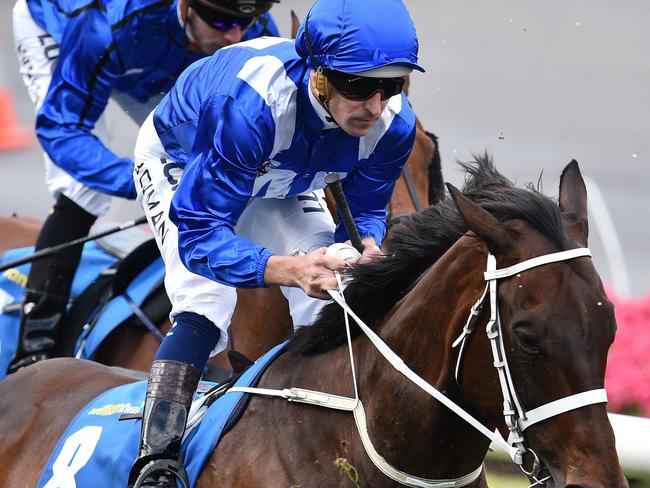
[558,160,589,247]
[403,75,411,97]
[447,183,513,255]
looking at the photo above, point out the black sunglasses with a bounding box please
[323,69,406,101]
[191,2,255,31]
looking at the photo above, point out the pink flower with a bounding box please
[604,287,650,416]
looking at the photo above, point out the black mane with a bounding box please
[288,155,570,355]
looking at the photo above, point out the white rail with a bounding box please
[583,176,631,296]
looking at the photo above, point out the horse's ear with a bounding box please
[290,10,301,39]
[447,183,512,254]
[559,160,588,246]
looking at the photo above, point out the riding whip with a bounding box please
[324,173,364,253]
[0,215,149,272]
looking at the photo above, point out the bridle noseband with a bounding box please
[452,247,607,485]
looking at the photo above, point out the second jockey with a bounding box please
[8,0,279,374]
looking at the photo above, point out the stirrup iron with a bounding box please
[132,458,190,488]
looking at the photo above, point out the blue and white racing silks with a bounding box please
[152,37,417,289]
[26,0,278,199]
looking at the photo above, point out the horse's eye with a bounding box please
[514,329,541,354]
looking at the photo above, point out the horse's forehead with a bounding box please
[499,257,612,340]
[495,219,564,262]
[501,256,599,300]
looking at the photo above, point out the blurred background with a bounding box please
[1,0,647,296]
[0,2,648,486]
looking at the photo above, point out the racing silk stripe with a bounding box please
[236,54,298,158]
[358,93,402,160]
[76,0,174,128]
[49,0,101,18]
[77,42,117,128]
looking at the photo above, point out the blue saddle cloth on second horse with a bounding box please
[0,229,166,380]
[0,242,117,377]
[36,341,288,488]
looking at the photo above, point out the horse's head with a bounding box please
[448,160,626,487]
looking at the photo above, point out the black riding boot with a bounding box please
[6,195,96,374]
[7,272,70,374]
[128,360,201,488]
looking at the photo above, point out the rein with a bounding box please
[229,247,607,487]
[400,164,423,212]
[388,165,424,226]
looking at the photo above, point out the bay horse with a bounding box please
[0,126,441,374]
[0,157,626,487]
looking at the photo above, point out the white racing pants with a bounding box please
[134,113,336,355]
[12,0,161,216]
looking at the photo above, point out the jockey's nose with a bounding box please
[222,26,244,45]
[364,92,383,118]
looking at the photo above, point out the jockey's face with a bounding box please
[186,7,245,54]
[328,89,388,137]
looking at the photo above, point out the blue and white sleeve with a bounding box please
[170,95,275,288]
[35,9,136,199]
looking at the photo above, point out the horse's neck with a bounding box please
[352,239,494,478]
[258,240,494,481]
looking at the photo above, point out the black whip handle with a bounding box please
[325,173,364,254]
[0,215,148,272]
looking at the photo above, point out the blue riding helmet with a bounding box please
[294,0,424,75]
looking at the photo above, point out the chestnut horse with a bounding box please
[0,127,440,374]
[0,158,626,487]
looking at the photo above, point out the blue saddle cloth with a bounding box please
[37,341,287,488]
[0,243,116,378]
[0,240,165,380]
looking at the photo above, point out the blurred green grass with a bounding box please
[486,466,650,488]
[486,471,527,488]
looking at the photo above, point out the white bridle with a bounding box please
[229,247,607,487]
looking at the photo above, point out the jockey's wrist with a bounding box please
[361,236,377,248]
[263,255,301,287]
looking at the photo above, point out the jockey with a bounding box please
[7,0,279,374]
[128,0,423,485]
